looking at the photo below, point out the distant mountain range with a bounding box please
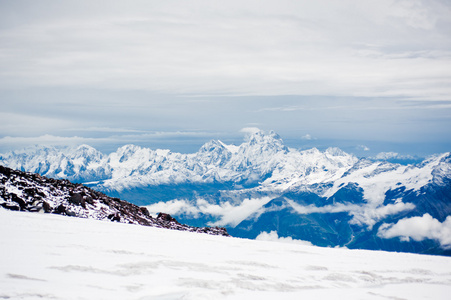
[1,129,450,255]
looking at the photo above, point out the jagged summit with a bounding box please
[198,139,230,156]
[0,129,290,186]
[325,147,348,157]
[197,140,232,166]
[71,144,104,159]
[242,129,287,150]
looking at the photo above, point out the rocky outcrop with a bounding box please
[0,165,228,236]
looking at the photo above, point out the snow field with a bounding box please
[1,209,450,299]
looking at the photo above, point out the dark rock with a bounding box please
[54,204,66,215]
[140,206,151,217]
[212,227,229,236]
[1,203,20,211]
[0,165,11,177]
[11,194,26,210]
[65,208,76,217]
[108,213,121,222]
[24,188,36,196]
[84,196,94,205]
[42,201,52,213]
[157,213,179,224]
[69,193,83,205]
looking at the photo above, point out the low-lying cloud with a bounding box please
[149,196,419,231]
[377,214,451,249]
[145,197,273,227]
[287,199,416,229]
[256,231,312,246]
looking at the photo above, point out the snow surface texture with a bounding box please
[1,209,451,300]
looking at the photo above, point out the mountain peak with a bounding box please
[198,140,226,152]
[74,144,98,152]
[325,147,350,157]
[117,144,142,152]
[242,129,286,151]
[69,144,103,159]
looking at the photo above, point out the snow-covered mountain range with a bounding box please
[1,129,450,254]
[0,130,359,190]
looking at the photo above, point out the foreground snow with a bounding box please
[1,210,450,300]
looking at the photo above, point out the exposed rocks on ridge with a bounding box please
[0,165,229,236]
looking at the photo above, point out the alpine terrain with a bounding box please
[0,165,228,236]
[1,129,450,255]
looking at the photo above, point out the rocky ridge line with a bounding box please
[0,165,229,236]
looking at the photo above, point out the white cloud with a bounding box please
[145,197,273,227]
[287,199,416,229]
[69,127,148,133]
[1,1,450,100]
[199,197,273,227]
[349,202,416,229]
[145,199,200,218]
[372,152,417,161]
[0,131,216,153]
[357,145,370,151]
[256,231,312,246]
[287,200,358,215]
[1,1,451,155]
[377,214,451,249]
[374,152,400,160]
[301,134,314,140]
[0,135,105,151]
[240,127,261,135]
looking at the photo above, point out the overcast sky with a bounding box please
[1,0,450,156]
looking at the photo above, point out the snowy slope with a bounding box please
[1,209,451,300]
[0,165,228,236]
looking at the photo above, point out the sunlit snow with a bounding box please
[1,209,450,300]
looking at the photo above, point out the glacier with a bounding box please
[1,129,450,254]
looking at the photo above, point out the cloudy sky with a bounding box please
[1,0,450,156]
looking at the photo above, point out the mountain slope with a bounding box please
[1,208,451,300]
[0,165,228,236]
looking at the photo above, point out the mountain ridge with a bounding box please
[0,165,229,236]
[0,130,363,191]
[1,129,450,254]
